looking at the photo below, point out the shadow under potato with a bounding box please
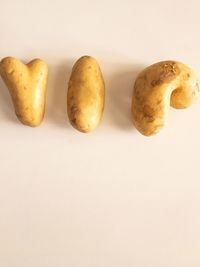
[46,60,74,128]
[105,65,144,130]
[0,76,17,123]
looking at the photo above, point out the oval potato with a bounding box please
[67,56,105,133]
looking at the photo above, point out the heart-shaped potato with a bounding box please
[0,57,48,127]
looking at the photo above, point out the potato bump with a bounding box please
[67,56,105,133]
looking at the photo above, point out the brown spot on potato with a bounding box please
[157,99,162,105]
[8,69,14,75]
[151,80,161,87]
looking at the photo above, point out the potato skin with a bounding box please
[67,56,105,133]
[0,57,48,127]
[132,61,199,136]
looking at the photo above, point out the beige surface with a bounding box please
[0,0,200,266]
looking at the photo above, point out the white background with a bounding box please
[0,0,200,266]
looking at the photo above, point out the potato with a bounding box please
[132,61,199,136]
[0,57,48,127]
[67,56,105,133]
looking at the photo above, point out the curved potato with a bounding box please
[0,57,48,127]
[132,60,199,136]
[67,56,105,133]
